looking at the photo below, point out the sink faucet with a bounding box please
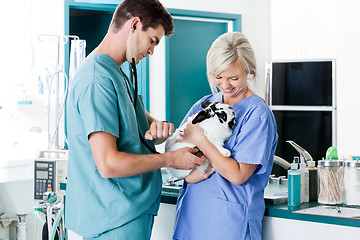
[286,140,313,162]
[273,155,291,170]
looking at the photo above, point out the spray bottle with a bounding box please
[299,156,309,203]
[288,160,301,206]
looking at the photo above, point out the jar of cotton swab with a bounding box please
[318,158,344,205]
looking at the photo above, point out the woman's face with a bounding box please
[213,61,248,104]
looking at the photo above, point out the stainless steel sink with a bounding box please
[264,175,288,205]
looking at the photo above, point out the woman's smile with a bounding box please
[222,87,235,94]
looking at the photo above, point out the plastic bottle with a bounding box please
[288,162,301,206]
[307,160,318,202]
[344,160,360,206]
[299,156,309,203]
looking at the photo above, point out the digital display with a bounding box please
[37,163,48,168]
[36,171,48,179]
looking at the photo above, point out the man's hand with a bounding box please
[167,147,206,170]
[184,164,215,183]
[145,121,174,145]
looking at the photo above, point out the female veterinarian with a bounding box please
[173,32,278,240]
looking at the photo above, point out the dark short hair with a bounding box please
[110,0,174,36]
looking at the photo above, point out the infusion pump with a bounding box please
[34,150,68,201]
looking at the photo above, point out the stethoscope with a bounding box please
[129,27,202,159]
[129,26,159,154]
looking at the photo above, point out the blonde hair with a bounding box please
[206,32,256,93]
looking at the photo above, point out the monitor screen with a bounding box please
[270,61,333,106]
[271,110,333,176]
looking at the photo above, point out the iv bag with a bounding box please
[69,39,86,89]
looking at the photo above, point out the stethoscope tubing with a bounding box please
[130,57,159,154]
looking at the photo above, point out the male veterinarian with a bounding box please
[65,1,205,239]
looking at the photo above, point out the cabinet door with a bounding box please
[166,18,228,127]
[271,0,335,60]
[271,0,304,59]
[304,0,336,59]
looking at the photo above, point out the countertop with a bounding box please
[60,182,360,228]
[160,185,360,228]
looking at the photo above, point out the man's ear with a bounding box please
[130,17,141,31]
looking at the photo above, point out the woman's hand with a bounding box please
[184,164,215,184]
[178,123,206,146]
[145,121,174,145]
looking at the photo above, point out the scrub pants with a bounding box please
[84,213,155,240]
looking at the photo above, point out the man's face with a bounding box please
[128,24,165,64]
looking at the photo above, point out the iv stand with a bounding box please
[38,34,79,150]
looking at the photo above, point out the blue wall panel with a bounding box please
[167,19,228,127]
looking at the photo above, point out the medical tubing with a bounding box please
[32,207,45,226]
[129,57,160,154]
[50,70,69,148]
[131,58,138,110]
[47,69,69,149]
[129,28,160,154]
[33,208,45,240]
[130,28,134,62]
[47,71,57,148]
[47,204,53,240]
[58,216,65,240]
[51,207,64,240]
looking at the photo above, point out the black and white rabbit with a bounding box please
[165,100,236,179]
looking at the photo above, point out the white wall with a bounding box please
[269,0,360,156]
[0,0,64,134]
[0,1,64,240]
[161,0,271,98]
[335,0,360,156]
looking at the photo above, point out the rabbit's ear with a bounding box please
[228,118,235,129]
[201,100,212,109]
[192,109,211,124]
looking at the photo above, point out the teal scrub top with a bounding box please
[173,94,278,240]
[65,54,161,238]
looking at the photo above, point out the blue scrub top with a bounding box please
[65,54,161,238]
[173,93,278,240]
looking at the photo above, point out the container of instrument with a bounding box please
[343,160,360,206]
[318,159,344,205]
